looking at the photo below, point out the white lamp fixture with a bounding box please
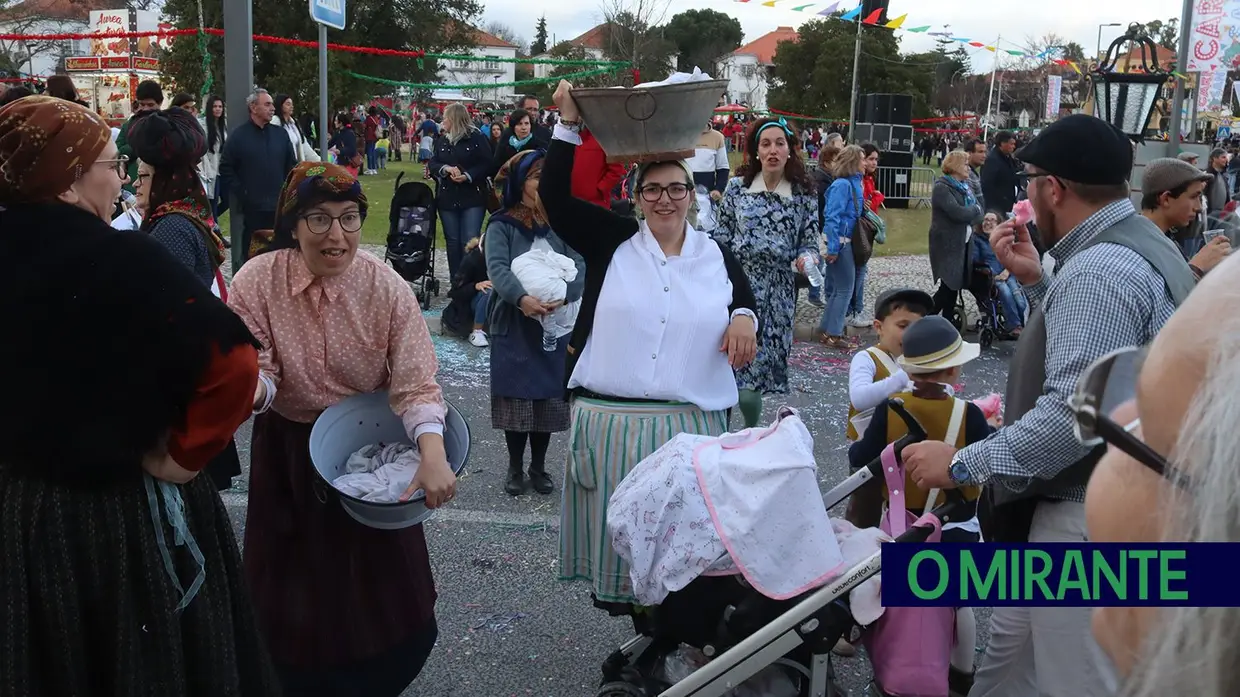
[1091,22,1169,141]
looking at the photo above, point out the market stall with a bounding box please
[67,9,174,125]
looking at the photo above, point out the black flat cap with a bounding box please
[1015,114,1133,186]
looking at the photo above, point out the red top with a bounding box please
[167,342,259,471]
[571,129,628,210]
[864,173,885,212]
[364,115,380,142]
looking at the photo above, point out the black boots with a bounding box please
[504,464,525,496]
[528,463,553,495]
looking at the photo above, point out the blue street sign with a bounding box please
[310,0,345,30]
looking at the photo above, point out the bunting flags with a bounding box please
[733,0,1080,62]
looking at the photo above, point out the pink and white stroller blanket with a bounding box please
[608,408,848,605]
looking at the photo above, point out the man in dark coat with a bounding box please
[980,130,1021,217]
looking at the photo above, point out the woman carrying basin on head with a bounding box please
[540,80,759,611]
[228,161,457,697]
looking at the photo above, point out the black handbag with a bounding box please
[850,184,879,267]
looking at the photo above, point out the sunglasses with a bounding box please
[1067,346,1192,489]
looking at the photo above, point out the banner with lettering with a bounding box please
[1045,75,1062,121]
[1186,0,1240,73]
[1197,68,1229,112]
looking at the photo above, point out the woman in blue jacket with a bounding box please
[431,103,493,280]
[819,144,866,349]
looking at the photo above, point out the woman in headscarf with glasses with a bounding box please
[485,149,585,496]
[540,81,758,615]
[0,96,276,695]
[714,116,821,427]
[228,161,454,697]
[129,106,239,490]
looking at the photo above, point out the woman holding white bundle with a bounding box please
[486,149,586,497]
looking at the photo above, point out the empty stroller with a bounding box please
[386,172,440,305]
[597,402,974,697]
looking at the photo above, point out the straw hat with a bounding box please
[896,315,980,375]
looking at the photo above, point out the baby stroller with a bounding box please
[386,172,439,305]
[597,402,974,697]
[955,262,1005,349]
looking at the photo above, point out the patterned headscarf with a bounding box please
[493,149,548,232]
[0,95,111,203]
[129,107,224,265]
[264,161,368,254]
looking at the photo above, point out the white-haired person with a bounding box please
[1082,252,1240,696]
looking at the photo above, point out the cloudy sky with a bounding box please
[482,0,1183,73]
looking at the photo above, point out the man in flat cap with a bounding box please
[1140,157,1231,281]
[902,114,1195,696]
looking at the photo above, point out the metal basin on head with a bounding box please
[572,79,730,163]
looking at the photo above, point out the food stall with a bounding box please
[67,9,174,125]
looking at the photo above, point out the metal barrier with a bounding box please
[873,165,939,208]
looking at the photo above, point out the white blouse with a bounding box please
[567,220,746,412]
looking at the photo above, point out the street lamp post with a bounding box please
[1096,23,1123,65]
[1091,23,1168,141]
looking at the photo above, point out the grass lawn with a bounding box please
[221,150,929,256]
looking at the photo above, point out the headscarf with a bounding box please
[0,95,111,204]
[492,149,548,234]
[129,107,225,265]
[266,161,368,253]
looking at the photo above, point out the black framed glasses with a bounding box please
[94,155,129,179]
[639,183,691,202]
[302,210,364,234]
[1068,346,1192,489]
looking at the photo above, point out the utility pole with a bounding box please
[846,13,862,142]
[222,0,253,132]
[1168,0,1194,154]
[983,35,1001,140]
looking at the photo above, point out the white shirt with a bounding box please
[567,220,744,412]
[848,349,911,414]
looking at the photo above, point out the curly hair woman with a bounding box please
[713,116,820,426]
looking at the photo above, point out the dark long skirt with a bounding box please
[244,410,437,696]
[0,466,279,696]
[205,438,242,491]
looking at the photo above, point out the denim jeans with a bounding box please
[439,207,484,281]
[471,288,491,326]
[849,262,868,316]
[366,140,377,171]
[819,243,856,336]
[376,148,388,169]
[996,277,1028,329]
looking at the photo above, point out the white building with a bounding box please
[716,26,798,112]
[438,26,518,105]
[0,0,102,77]
[531,24,608,80]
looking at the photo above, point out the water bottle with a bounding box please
[542,329,557,352]
[798,251,824,288]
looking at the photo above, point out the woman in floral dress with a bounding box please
[714,117,820,427]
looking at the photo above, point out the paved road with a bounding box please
[220,326,1014,697]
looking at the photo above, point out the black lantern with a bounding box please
[1091,23,1169,140]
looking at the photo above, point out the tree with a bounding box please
[1143,18,1178,51]
[768,16,935,120]
[0,0,66,75]
[160,0,482,112]
[485,20,527,54]
[531,15,548,55]
[599,0,674,85]
[530,40,615,104]
[663,8,742,74]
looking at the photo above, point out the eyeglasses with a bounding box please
[639,183,691,202]
[1067,346,1192,489]
[94,155,129,179]
[301,210,364,234]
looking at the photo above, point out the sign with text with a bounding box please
[881,543,1240,607]
[1045,75,1062,121]
[310,0,346,30]
[1186,0,1240,73]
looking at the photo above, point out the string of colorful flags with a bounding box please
[734,0,1086,74]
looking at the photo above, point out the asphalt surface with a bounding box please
[219,315,1015,697]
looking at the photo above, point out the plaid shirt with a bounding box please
[959,199,1177,502]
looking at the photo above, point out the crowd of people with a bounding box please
[1,70,1238,697]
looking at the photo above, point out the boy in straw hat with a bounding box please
[848,314,993,695]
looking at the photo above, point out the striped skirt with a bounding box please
[558,397,730,604]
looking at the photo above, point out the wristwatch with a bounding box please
[949,455,971,486]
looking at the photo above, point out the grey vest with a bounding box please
[991,214,1195,505]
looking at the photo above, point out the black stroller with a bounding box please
[597,402,974,697]
[386,172,439,306]
[957,261,1006,349]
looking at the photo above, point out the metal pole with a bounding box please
[319,23,329,158]
[847,15,861,142]
[984,35,1000,140]
[1169,0,1194,155]
[222,0,253,132]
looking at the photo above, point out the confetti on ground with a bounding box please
[470,612,527,632]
